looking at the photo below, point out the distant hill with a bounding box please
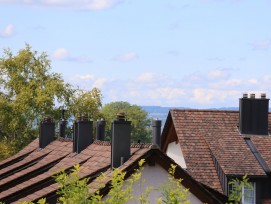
[141,106,241,126]
[141,106,171,124]
[141,105,271,128]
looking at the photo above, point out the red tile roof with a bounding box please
[0,133,226,203]
[0,137,155,203]
[161,109,271,194]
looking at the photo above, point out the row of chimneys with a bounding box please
[39,113,162,168]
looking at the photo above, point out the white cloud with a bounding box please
[84,0,121,10]
[208,68,230,80]
[114,52,138,62]
[251,39,271,50]
[51,48,69,60]
[0,0,122,10]
[136,73,156,82]
[75,74,96,80]
[0,24,15,37]
[51,48,92,62]
[92,78,107,89]
[191,88,240,105]
[248,79,257,84]
[209,78,241,88]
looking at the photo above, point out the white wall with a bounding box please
[103,164,203,204]
[166,141,187,169]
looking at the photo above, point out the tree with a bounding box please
[0,45,102,159]
[0,44,74,150]
[68,87,103,121]
[100,101,151,143]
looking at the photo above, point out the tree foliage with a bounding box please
[157,164,190,204]
[227,174,253,204]
[68,88,103,121]
[0,45,103,159]
[100,101,151,142]
[0,44,73,148]
[53,160,191,204]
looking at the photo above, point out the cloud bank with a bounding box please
[68,68,271,108]
[0,0,122,10]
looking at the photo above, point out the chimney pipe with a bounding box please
[239,93,269,135]
[250,93,255,99]
[59,109,67,138]
[243,93,248,98]
[261,93,266,99]
[111,112,131,168]
[73,114,93,153]
[39,116,55,148]
[96,119,106,141]
[152,119,162,148]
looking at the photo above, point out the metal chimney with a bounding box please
[96,119,106,141]
[39,116,55,148]
[111,112,131,168]
[73,114,93,153]
[152,119,162,148]
[239,93,269,135]
[59,109,67,138]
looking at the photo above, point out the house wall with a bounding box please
[103,164,202,204]
[166,141,187,169]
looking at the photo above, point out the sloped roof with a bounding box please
[0,138,151,203]
[0,135,226,204]
[161,109,271,194]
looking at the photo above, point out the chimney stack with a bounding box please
[96,119,106,141]
[239,93,269,135]
[39,116,55,148]
[152,119,162,148]
[59,109,67,138]
[111,112,131,168]
[73,114,93,153]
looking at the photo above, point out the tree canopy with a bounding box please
[0,45,102,159]
[100,101,151,143]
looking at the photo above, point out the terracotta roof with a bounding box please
[161,109,271,194]
[0,132,226,204]
[0,138,152,203]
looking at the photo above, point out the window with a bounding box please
[229,181,256,204]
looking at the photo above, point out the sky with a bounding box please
[0,0,271,108]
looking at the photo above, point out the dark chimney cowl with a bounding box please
[39,116,55,148]
[73,115,93,153]
[96,119,106,141]
[152,119,162,148]
[111,113,131,169]
[239,93,269,135]
[59,109,67,138]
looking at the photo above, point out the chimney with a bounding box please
[59,109,67,138]
[152,119,162,148]
[73,114,93,153]
[96,119,106,141]
[111,112,131,168]
[239,93,269,135]
[39,116,55,148]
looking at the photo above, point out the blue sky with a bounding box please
[1,0,271,108]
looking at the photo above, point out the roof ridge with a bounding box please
[57,137,73,142]
[92,140,152,148]
[170,109,239,113]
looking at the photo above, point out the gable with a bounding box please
[162,109,271,196]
